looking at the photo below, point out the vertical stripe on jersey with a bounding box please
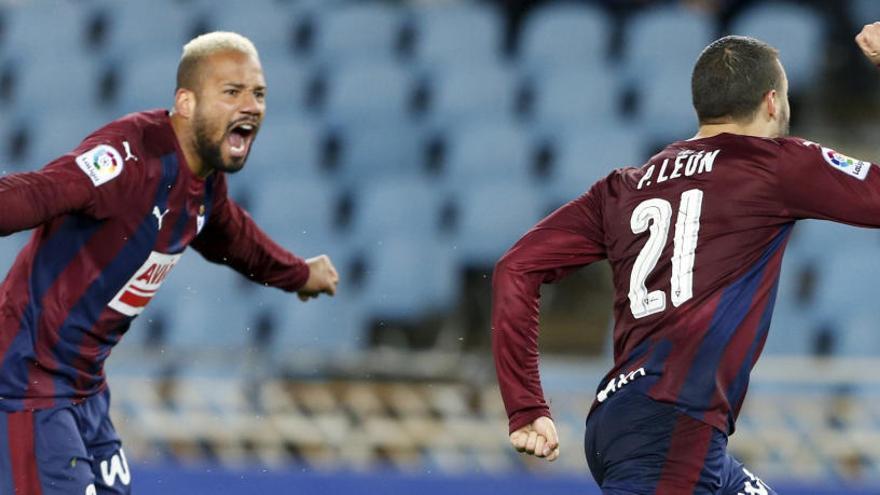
[0,412,15,494]
[50,154,178,398]
[0,217,102,409]
[7,412,41,495]
[165,200,191,254]
[675,225,791,414]
[725,278,780,430]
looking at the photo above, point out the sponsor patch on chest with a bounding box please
[821,146,870,180]
[108,251,182,317]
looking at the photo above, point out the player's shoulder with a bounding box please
[88,109,175,156]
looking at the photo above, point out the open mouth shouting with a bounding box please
[226,120,258,160]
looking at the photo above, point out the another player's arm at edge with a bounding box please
[492,184,607,462]
[189,182,339,301]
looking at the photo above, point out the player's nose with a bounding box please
[239,92,264,117]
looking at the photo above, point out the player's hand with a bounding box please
[509,416,560,462]
[856,22,880,66]
[297,255,339,301]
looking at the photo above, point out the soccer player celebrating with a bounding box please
[0,32,338,494]
[493,26,880,494]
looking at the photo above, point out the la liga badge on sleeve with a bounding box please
[75,144,125,186]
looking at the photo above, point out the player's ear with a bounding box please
[174,88,196,119]
[764,89,779,121]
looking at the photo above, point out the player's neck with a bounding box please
[692,121,775,140]
[169,112,213,179]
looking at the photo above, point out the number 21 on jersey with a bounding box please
[628,189,703,319]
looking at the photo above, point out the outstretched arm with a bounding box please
[190,177,338,299]
[492,184,607,461]
[0,167,93,235]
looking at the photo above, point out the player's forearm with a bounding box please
[0,170,91,235]
[192,207,310,291]
[492,254,552,433]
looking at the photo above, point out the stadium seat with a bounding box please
[114,52,181,115]
[634,70,700,144]
[309,3,402,64]
[248,177,340,244]
[359,236,458,321]
[546,125,647,202]
[273,291,367,355]
[258,57,315,116]
[349,178,444,243]
[20,113,112,171]
[623,4,714,78]
[158,254,259,350]
[9,56,105,118]
[731,2,824,90]
[519,3,611,73]
[442,120,536,188]
[452,181,546,267]
[96,0,197,57]
[244,114,326,183]
[528,68,623,131]
[0,231,28,278]
[0,0,88,59]
[206,2,298,55]
[321,61,414,126]
[411,4,504,69]
[424,64,519,128]
[332,124,424,184]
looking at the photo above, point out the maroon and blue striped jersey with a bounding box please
[0,109,309,411]
[493,133,880,434]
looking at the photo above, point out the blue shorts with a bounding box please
[585,390,776,495]
[0,388,131,494]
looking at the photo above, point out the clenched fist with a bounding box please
[297,255,339,301]
[509,416,560,462]
[856,22,880,66]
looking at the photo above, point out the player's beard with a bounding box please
[192,110,246,174]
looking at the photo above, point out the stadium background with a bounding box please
[2,0,880,493]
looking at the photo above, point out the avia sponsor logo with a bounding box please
[596,367,646,403]
[821,146,870,181]
[108,251,182,317]
[75,144,125,187]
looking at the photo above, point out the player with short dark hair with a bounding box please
[0,32,339,494]
[492,28,880,494]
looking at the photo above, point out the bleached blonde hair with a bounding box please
[176,31,260,91]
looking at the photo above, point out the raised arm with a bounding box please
[492,183,607,461]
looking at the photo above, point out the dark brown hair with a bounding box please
[691,35,782,124]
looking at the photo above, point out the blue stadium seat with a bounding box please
[350,178,444,243]
[10,56,105,118]
[452,182,546,267]
[529,68,623,131]
[97,0,196,57]
[206,3,297,55]
[519,3,611,72]
[158,254,259,350]
[763,248,817,356]
[635,70,699,144]
[21,113,112,171]
[443,120,536,187]
[244,114,325,183]
[334,124,424,184]
[425,64,518,128]
[272,291,367,355]
[787,220,880,261]
[731,2,824,90]
[248,177,339,244]
[359,236,458,321]
[259,57,314,115]
[624,5,714,78]
[851,0,880,27]
[310,3,402,64]
[115,52,181,115]
[411,4,504,69]
[0,0,88,59]
[546,125,647,202]
[0,231,29,279]
[321,61,414,126]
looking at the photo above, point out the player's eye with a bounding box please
[254,91,265,100]
[224,88,240,96]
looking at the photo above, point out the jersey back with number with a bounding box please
[588,132,880,434]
